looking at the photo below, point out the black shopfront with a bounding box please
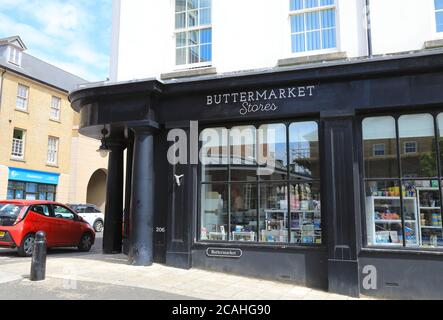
[70,51,443,299]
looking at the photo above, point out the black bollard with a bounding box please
[30,231,46,281]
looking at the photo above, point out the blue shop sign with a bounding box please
[8,167,60,185]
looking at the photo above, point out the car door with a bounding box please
[52,205,82,246]
[27,205,55,246]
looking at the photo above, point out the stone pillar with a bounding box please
[103,142,125,254]
[129,127,156,266]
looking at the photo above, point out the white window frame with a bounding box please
[404,141,418,154]
[16,84,29,112]
[288,0,340,57]
[8,46,22,66]
[50,96,61,121]
[434,0,443,36]
[174,0,213,70]
[372,144,385,157]
[47,136,59,166]
[11,129,26,160]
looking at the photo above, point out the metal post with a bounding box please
[30,231,46,281]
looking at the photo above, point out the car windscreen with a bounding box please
[0,204,25,225]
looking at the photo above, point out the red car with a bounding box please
[0,200,95,257]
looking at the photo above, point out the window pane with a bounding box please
[188,30,199,45]
[290,182,322,244]
[187,0,198,10]
[306,31,321,50]
[200,184,228,241]
[290,0,303,11]
[230,184,257,242]
[305,0,319,8]
[176,48,187,65]
[365,180,403,247]
[321,9,335,28]
[230,126,257,182]
[175,13,186,29]
[399,114,437,178]
[437,11,443,32]
[322,28,336,49]
[200,128,228,182]
[437,113,443,175]
[306,11,320,30]
[363,116,398,179]
[291,15,305,33]
[260,183,289,243]
[292,34,305,52]
[200,28,212,44]
[436,0,443,10]
[258,124,288,181]
[200,44,212,62]
[26,183,37,193]
[188,45,199,64]
[289,121,320,180]
[176,32,187,47]
[200,8,211,25]
[320,0,335,5]
[200,0,211,8]
[188,10,198,27]
[176,0,186,12]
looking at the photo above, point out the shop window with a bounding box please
[435,0,443,33]
[175,0,212,66]
[7,181,56,201]
[363,113,443,249]
[290,0,336,53]
[11,129,26,160]
[199,121,322,245]
[16,84,29,112]
[50,96,61,121]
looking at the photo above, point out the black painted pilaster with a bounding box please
[128,127,157,266]
[322,112,361,298]
[103,143,125,254]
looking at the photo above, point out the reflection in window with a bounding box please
[435,0,443,33]
[230,184,257,242]
[289,121,320,179]
[399,114,437,178]
[200,128,228,182]
[200,184,228,241]
[259,183,288,243]
[363,116,398,179]
[290,182,321,244]
[258,124,287,180]
[230,126,257,182]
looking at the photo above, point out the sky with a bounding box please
[0,0,112,81]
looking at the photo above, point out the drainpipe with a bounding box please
[366,0,373,58]
[0,69,5,111]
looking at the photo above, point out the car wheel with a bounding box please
[93,220,104,233]
[78,233,93,252]
[18,234,35,257]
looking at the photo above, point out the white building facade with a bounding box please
[111,0,443,81]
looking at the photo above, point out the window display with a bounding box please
[363,113,443,250]
[199,121,322,245]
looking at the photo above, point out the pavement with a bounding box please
[0,234,371,300]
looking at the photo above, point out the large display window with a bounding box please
[363,113,443,249]
[199,121,322,245]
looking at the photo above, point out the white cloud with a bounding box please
[0,0,111,81]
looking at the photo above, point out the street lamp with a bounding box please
[97,127,110,158]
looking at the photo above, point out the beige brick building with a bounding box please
[0,36,108,210]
